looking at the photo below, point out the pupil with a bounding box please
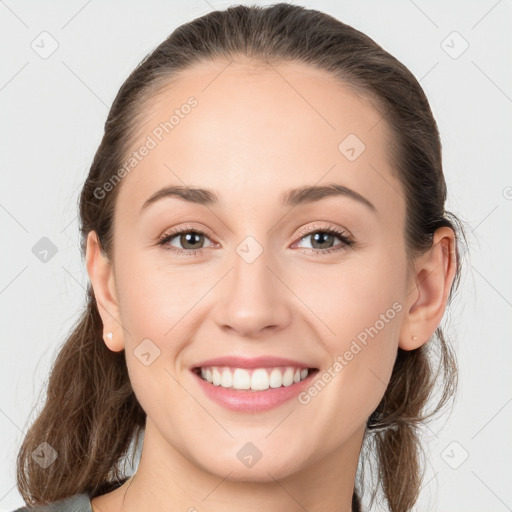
[312,232,333,249]
[182,232,203,249]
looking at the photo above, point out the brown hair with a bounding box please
[16,4,467,511]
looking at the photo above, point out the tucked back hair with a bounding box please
[16,4,467,512]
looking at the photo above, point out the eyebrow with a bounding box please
[140,183,376,213]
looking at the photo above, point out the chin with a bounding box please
[196,451,302,482]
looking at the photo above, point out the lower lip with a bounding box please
[191,369,318,413]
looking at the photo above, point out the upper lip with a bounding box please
[192,356,317,370]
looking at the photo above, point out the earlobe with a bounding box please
[398,227,457,351]
[85,231,125,352]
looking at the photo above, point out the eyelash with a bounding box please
[157,223,355,257]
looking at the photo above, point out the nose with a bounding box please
[213,242,293,338]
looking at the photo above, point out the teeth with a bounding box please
[198,366,310,391]
[221,368,233,388]
[269,368,283,388]
[282,367,294,386]
[251,368,269,391]
[212,368,222,386]
[233,368,251,389]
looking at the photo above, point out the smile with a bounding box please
[191,366,319,413]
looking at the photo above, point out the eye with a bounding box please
[158,225,215,256]
[294,224,354,255]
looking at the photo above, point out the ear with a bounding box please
[399,226,458,351]
[85,231,125,352]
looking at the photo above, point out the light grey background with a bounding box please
[1,1,511,511]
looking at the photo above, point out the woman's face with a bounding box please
[95,59,415,480]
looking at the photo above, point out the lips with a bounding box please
[191,360,319,412]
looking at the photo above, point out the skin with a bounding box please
[86,58,457,512]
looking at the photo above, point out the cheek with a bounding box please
[290,242,406,347]
[114,252,206,401]
[295,244,406,410]
[293,297,404,451]
[114,249,195,337]
[117,262,193,421]
[111,262,187,423]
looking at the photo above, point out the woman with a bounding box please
[14,3,466,512]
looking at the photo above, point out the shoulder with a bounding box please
[12,493,92,512]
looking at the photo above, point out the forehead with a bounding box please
[115,58,403,222]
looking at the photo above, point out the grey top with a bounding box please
[12,493,92,512]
